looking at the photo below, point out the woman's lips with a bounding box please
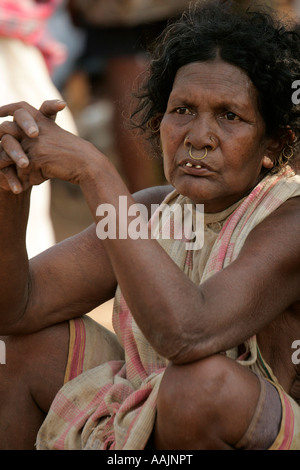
[179,158,214,175]
[185,161,202,169]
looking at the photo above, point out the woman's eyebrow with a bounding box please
[168,91,253,114]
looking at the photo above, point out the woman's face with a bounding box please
[160,59,276,212]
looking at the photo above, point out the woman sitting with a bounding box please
[0,0,299,450]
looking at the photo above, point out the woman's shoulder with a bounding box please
[132,185,175,219]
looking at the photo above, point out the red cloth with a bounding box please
[0,0,66,72]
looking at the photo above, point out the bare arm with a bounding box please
[0,183,172,334]
[0,187,31,325]
[13,184,172,335]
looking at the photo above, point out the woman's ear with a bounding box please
[262,155,274,169]
[263,128,294,168]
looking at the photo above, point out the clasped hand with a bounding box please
[0,100,83,193]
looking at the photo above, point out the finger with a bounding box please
[1,134,29,168]
[0,171,11,192]
[0,120,21,140]
[13,108,39,137]
[0,101,39,138]
[39,99,66,121]
[1,166,23,194]
[0,142,18,170]
[0,101,36,119]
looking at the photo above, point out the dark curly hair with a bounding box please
[131,0,300,168]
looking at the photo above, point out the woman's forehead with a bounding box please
[171,60,258,108]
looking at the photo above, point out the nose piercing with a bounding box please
[184,137,208,161]
[189,146,208,160]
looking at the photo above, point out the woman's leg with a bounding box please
[0,321,69,449]
[154,354,282,450]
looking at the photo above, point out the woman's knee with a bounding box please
[0,321,70,412]
[155,354,261,449]
[0,323,70,449]
[157,355,236,419]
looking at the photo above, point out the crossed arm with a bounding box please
[0,100,299,365]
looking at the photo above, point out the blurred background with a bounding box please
[0,0,299,328]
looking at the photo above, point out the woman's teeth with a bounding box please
[185,162,202,169]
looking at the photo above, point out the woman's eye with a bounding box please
[175,107,191,115]
[223,112,240,121]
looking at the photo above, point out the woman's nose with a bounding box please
[186,115,218,151]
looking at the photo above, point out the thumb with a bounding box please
[39,100,67,121]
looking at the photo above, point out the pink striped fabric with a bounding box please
[269,390,295,450]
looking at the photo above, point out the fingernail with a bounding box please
[11,151,28,167]
[12,183,21,194]
[28,126,38,136]
[19,157,29,167]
